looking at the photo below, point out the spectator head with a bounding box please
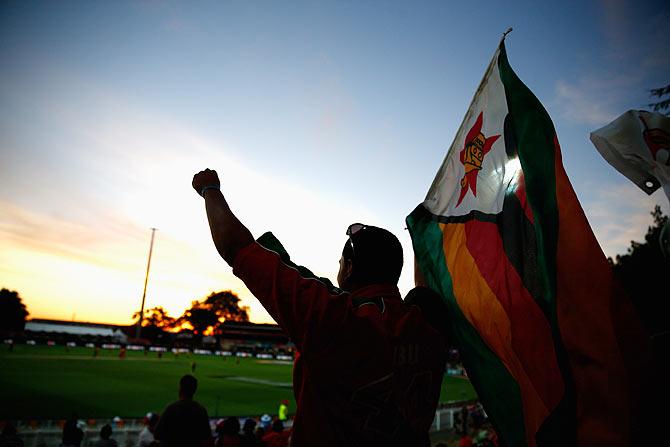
[338,224,403,291]
[221,417,240,436]
[259,414,272,430]
[255,426,265,438]
[145,412,160,429]
[2,422,17,436]
[63,416,78,434]
[271,419,284,433]
[100,424,112,440]
[242,418,256,434]
[179,374,198,399]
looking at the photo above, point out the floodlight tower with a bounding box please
[135,227,157,339]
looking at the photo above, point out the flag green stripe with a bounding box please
[407,205,527,447]
[497,43,578,445]
[498,190,576,445]
[497,43,558,319]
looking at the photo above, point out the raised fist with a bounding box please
[192,169,221,196]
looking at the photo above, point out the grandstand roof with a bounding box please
[25,319,128,340]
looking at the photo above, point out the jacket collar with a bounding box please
[350,283,401,301]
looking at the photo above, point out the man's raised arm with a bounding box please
[192,169,254,265]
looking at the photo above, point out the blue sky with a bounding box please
[1,0,668,324]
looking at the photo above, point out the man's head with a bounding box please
[145,412,160,429]
[337,224,403,291]
[179,374,198,399]
[100,424,112,440]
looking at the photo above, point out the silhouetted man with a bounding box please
[193,169,447,446]
[93,424,118,447]
[154,374,213,447]
[61,414,83,447]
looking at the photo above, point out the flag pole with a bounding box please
[135,227,157,339]
[499,27,513,48]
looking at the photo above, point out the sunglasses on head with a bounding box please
[346,223,367,257]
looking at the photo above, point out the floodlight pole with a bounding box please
[135,228,157,339]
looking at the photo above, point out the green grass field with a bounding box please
[0,344,476,419]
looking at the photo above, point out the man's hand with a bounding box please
[192,169,221,197]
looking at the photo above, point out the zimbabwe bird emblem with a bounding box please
[456,111,500,207]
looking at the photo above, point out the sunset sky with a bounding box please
[1,0,668,325]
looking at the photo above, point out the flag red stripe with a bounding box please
[552,135,650,446]
[441,222,543,447]
[464,220,564,416]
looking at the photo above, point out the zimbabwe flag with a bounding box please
[407,42,650,447]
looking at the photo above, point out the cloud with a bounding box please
[554,79,620,126]
[584,183,669,258]
[0,200,149,270]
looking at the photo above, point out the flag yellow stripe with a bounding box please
[440,222,548,447]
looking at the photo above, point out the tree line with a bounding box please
[131,290,250,338]
[0,288,249,341]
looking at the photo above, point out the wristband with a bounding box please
[200,185,220,197]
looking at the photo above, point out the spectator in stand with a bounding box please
[154,375,214,447]
[215,417,241,447]
[487,427,499,447]
[253,426,266,444]
[261,420,289,447]
[258,415,272,432]
[277,400,288,422]
[94,424,118,447]
[240,419,261,447]
[61,414,83,447]
[458,433,474,447]
[459,405,469,435]
[137,412,160,447]
[0,422,24,447]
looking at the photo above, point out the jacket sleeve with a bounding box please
[233,232,349,351]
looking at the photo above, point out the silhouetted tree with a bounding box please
[0,288,29,333]
[648,84,670,115]
[203,290,249,323]
[130,306,177,343]
[609,206,669,335]
[180,304,219,335]
[132,306,176,329]
[178,290,249,335]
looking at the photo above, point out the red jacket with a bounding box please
[262,430,290,447]
[233,234,447,446]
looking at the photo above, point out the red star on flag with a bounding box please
[455,111,500,207]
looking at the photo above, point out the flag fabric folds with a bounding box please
[406,41,649,447]
[590,109,670,201]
